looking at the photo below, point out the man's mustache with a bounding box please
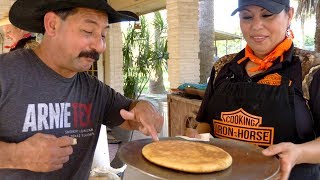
[79,51,100,61]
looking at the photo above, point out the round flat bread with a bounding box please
[142,140,232,173]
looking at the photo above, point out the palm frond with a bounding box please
[296,0,317,20]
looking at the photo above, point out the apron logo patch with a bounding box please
[213,108,274,146]
[257,73,292,86]
[257,73,282,86]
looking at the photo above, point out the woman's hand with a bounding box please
[262,142,302,180]
[185,128,201,138]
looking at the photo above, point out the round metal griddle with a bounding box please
[119,137,279,180]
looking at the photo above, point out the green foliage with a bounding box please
[150,12,169,73]
[304,35,315,50]
[123,17,152,99]
[151,38,168,72]
[216,39,242,58]
[153,12,166,34]
[123,12,169,99]
[305,35,315,46]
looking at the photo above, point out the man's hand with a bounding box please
[262,142,302,180]
[14,133,74,172]
[120,100,164,141]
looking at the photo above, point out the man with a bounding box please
[0,0,163,179]
[2,24,38,51]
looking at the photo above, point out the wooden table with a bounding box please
[167,94,202,137]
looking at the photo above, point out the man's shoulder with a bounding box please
[0,49,34,75]
[0,49,30,61]
[78,72,110,89]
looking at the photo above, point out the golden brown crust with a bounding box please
[142,140,232,173]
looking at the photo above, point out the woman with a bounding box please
[187,0,320,179]
[2,24,38,51]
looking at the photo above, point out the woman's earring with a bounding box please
[286,26,294,39]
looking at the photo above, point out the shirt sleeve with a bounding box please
[196,66,215,123]
[102,85,133,128]
[196,63,231,123]
[309,68,320,137]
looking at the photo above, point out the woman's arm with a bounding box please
[263,138,320,180]
[185,122,211,138]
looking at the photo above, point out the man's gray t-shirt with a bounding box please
[0,49,132,179]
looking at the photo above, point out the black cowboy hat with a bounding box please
[9,0,139,33]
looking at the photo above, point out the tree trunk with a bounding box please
[149,68,166,94]
[315,1,320,52]
[301,18,305,49]
[149,24,166,94]
[199,0,214,83]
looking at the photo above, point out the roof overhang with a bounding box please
[109,0,166,16]
[215,30,242,41]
